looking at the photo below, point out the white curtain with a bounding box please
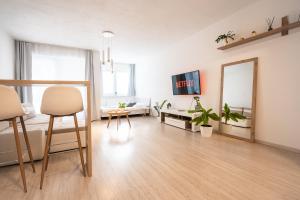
[128,64,136,96]
[15,40,101,120]
[15,41,33,103]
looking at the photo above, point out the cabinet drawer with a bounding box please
[165,117,187,129]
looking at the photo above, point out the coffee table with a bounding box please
[107,110,131,129]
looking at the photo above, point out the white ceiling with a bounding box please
[0,0,258,62]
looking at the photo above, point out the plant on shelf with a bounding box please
[266,17,275,31]
[215,31,235,45]
[153,99,171,117]
[221,103,246,133]
[118,102,126,109]
[188,105,220,137]
[193,96,201,110]
[166,102,172,109]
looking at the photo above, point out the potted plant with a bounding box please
[221,103,246,133]
[188,105,220,137]
[118,102,126,110]
[215,31,235,45]
[153,99,171,117]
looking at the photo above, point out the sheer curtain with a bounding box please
[101,63,136,97]
[128,64,136,96]
[15,41,33,103]
[31,44,86,113]
[15,41,102,120]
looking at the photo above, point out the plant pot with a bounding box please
[200,125,213,137]
[221,123,232,134]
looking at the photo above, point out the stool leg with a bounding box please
[45,124,53,171]
[73,113,86,176]
[12,118,27,193]
[20,116,35,173]
[45,116,54,171]
[40,115,54,189]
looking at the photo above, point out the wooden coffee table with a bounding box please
[107,110,131,129]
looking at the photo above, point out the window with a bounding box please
[102,63,134,96]
[32,53,85,113]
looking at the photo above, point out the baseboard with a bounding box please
[256,139,300,153]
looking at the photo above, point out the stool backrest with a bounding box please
[0,85,24,120]
[40,86,83,116]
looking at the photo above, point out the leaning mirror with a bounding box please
[219,58,258,142]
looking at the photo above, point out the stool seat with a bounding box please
[40,86,83,116]
[0,85,24,120]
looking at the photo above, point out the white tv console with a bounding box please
[160,109,200,132]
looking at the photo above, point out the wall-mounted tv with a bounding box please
[172,70,201,95]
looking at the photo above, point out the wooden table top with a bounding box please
[107,110,130,115]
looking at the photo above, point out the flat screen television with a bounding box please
[172,70,201,95]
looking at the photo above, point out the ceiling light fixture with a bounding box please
[101,31,115,72]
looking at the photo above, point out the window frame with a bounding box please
[101,63,133,97]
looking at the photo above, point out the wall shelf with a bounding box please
[217,21,300,50]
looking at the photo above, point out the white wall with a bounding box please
[0,29,14,78]
[136,0,300,150]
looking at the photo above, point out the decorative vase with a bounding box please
[200,125,213,137]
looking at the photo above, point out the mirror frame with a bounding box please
[219,57,258,142]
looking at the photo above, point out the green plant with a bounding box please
[215,31,235,44]
[159,99,168,109]
[188,106,220,126]
[167,102,172,109]
[118,102,126,109]
[154,99,171,117]
[222,103,246,124]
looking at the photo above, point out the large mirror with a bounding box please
[219,58,258,142]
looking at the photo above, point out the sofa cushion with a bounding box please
[0,121,9,132]
[127,102,136,107]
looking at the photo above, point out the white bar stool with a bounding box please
[0,85,35,192]
[39,86,86,189]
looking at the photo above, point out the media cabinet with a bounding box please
[160,109,200,132]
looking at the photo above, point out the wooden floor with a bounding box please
[0,117,300,200]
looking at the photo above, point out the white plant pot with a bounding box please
[221,123,232,134]
[200,125,213,137]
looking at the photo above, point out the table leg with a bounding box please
[117,115,119,130]
[107,115,111,128]
[126,114,131,128]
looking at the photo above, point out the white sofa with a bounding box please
[100,96,151,118]
[0,112,86,167]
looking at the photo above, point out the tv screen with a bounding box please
[172,70,201,95]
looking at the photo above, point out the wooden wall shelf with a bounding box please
[218,21,300,50]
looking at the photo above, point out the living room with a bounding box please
[0,0,300,199]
